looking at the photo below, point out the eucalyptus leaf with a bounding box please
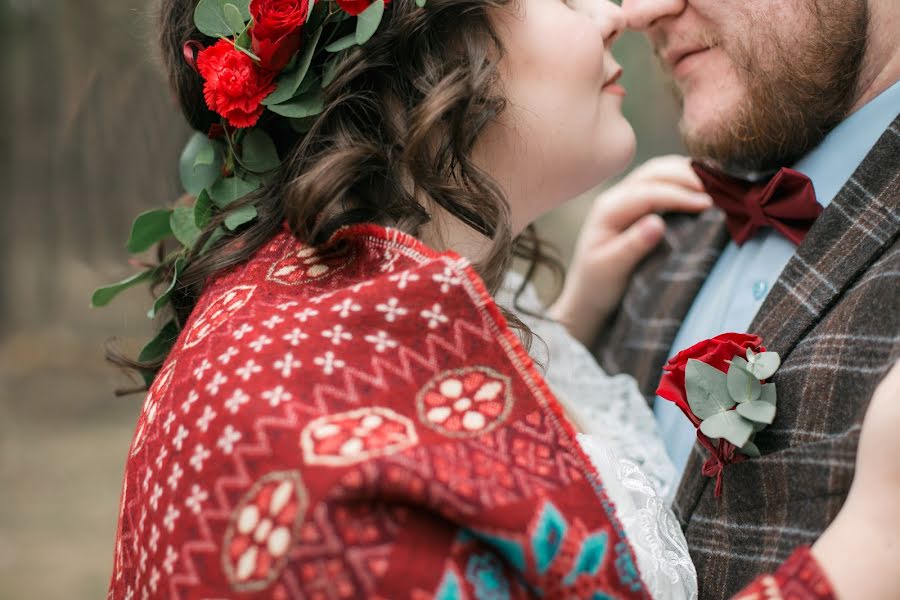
[126,209,174,253]
[208,176,261,208]
[355,0,385,45]
[747,351,781,380]
[224,204,259,230]
[241,130,281,173]
[91,269,156,308]
[416,0,427,6]
[699,410,754,448]
[179,133,222,195]
[736,400,777,424]
[234,24,252,50]
[194,190,215,229]
[223,3,246,36]
[726,356,761,403]
[322,55,341,87]
[194,0,251,38]
[739,440,761,458]
[759,382,777,406]
[263,27,323,105]
[685,359,734,420]
[138,320,180,363]
[325,33,357,52]
[148,258,186,319]
[201,225,227,253]
[170,205,202,248]
[267,90,325,118]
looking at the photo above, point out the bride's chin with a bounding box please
[594,123,638,183]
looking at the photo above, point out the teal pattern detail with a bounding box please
[532,501,568,575]
[614,541,643,593]
[435,569,463,600]
[466,529,526,573]
[465,553,511,600]
[591,594,616,600]
[563,531,609,585]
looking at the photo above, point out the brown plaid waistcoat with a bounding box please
[592,114,900,599]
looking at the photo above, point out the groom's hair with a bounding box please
[684,0,869,174]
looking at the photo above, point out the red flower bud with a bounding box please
[250,0,310,71]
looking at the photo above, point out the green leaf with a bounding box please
[355,0,385,45]
[170,205,202,248]
[241,130,281,173]
[194,0,251,38]
[325,33,358,52]
[234,24,252,50]
[746,351,781,380]
[267,90,324,118]
[208,176,261,208]
[739,440,761,458]
[736,400,777,424]
[194,189,215,229]
[223,3,246,36]
[263,27,323,105]
[700,411,754,448]
[322,55,340,87]
[290,116,317,133]
[126,209,173,253]
[138,320,180,363]
[685,359,734,420]
[180,133,222,195]
[726,356,761,403]
[224,204,258,230]
[201,225,227,253]
[759,382,777,406]
[91,269,155,308]
[148,258,186,319]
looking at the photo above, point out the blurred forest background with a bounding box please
[0,0,682,597]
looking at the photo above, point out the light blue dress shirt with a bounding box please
[654,81,900,476]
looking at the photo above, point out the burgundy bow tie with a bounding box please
[691,162,823,246]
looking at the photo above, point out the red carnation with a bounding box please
[335,0,390,17]
[196,39,277,129]
[250,0,309,71]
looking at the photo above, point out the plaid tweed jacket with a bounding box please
[592,113,900,599]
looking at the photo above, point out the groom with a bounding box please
[593,0,900,596]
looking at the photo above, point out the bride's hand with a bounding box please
[812,359,900,599]
[548,155,712,345]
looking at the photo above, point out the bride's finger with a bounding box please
[594,182,712,228]
[628,155,706,191]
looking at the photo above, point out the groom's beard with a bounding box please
[680,0,869,175]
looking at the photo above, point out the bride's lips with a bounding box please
[602,67,625,96]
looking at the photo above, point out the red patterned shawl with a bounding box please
[107,224,832,599]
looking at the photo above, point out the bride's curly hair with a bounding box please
[116,0,564,382]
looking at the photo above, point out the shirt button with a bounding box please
[752,279,768,300]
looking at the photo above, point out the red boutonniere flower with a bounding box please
[250,0,310,71]
[656,333,781,496]
[336,0,391,17]
[196,39,278,128]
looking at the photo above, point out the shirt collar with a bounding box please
[792,81,900,209]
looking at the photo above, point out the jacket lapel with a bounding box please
[675,112,900,525]
[594,210,730,401]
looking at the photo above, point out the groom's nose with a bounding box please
[621,0,686,30]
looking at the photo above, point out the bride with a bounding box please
[104,0,900,597]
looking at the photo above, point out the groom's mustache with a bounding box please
[651,31,723,75]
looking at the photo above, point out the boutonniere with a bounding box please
[656,333,781,496]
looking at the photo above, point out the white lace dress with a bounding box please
[499,273,698,600]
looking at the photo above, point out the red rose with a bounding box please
[250,0,309,71]
[196,39,277,129]
[656,332,764,426]
[335,0,390,17]
[656,332,765,495]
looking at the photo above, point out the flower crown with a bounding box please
[93,0,426,381]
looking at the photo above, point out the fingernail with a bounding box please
[696,193,713,206]
[641,214,665,238]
